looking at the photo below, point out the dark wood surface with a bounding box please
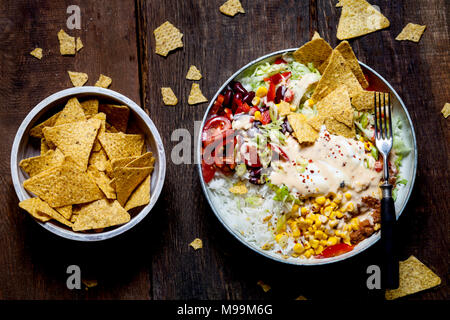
[0,0,448,300]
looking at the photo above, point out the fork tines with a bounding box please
[374,92,392,139]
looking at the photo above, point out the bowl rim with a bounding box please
[196,48,418,266]
[11,86,166,241]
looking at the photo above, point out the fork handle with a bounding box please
[380,184,399,289]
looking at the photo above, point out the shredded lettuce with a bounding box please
[239,62,287,91]
[245,196,263,207]
[287,61,320,80]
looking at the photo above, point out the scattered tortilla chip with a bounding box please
[98,104,130,132]
[30,48,43,59]
[293,38,333,69]
[87,165,116,199]
[98,132,145,159]
[111,166,151,206]
[307,115,325,131]
[94,74,112,88]
[188,83,208,105]
[55,205,72,220]
[82,279,98,289]
[72,199,130,231]
[23,157,104,207]
[334,41,369,88]
[68,71,88,87]
[186,65,202,80]
[395,23,426,42]
[325,118,355,138]
[57,29,76,55]
[189,238,203,250]
[76,37,83,51]
[19,149,65,177]
[441,103,450,118]
[43,118,101,170]
[385,256,441,300]
[40,138,50,154]
[54,97,86,126]
[288,113,319,143]
[89,148,109,172]
[124,175,150,211]
[229,182,248,195]
[219,0,245,17]
[317,86,354,127]
[336,0,390,40]
[295,295,308,300]
[19,198,52,222]
[80,99,99,118]
[153,21,183,57]
[311,31,321,40]
[352,90,387,111]
[257,280,271,292]
[311,49,363,102]
[29,112,61,138]
[277,101,292,117]
[161,87,178,106]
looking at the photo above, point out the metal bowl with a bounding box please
[197,49,417,265]
[11,87,166,241]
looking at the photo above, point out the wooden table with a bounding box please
[0,0,448,300]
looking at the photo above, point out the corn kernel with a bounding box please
[301,207,308,216]
[292,228,301,237]
[374,223,381,231]
[314,230,327,240]
[304,249,314,259]
[306,98,315,106]
[293,243,305,254]
[311,203,320,212]
[344,192,352,200]
[304,218,313,227]
[252,96,260,106]
[344,202,355,212]
[291,204,300,215]
[327,236,339,246]
[315,245,324,255]
[315,196,326,206]
[254,111,261,121]
[290,104,297,112]
[320,239,328,246]
[335,210,344,219]
[310,239,319,249]
[364,141,372,151]
[303,242,311,250]
[359,137,365,142]
[275,232,288,247]
[323,206,334,216]
[324,199,332,207]
[256,86,268,97]
[329,202,338,209]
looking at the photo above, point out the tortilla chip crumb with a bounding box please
[257,280,271,293]
[82,279,98,290]
[189,238,203,250]
[161,87,178,106]
[441,103,450,118]
[229,182,248,194]
[76,37,84,51]
[30,48,43,59]
[188,83,208,105]
[68,71,88,87]
[385,256,441,300]
[220,0,245,17]
[186,65,202,80]
[95,74,112,88]
[57,29,76,55]
[154,21,183,57]
[395,23,426,42]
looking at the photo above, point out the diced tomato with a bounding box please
[201,160,215,183]
[284,88,294,103]
[316,243,354,258]
[223,107,233,120]
[216,94,225,105]
[210,94,225,115]
[202,116,232,146]
[267,82,276,102]
[261,110,271,125]
[274,58,287,64]
[374,160,383,172]
[235,102,251,115]
[269,73,283,85]
[281,71,291,79]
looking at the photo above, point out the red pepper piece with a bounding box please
[316,243,354,258]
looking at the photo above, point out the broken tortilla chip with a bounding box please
[68,71,88,87]
[29,112,61,138]
[219,0,245,17]
[54,97,86,126]
[311,31,321,40]
[277,101,292,117]
[19,149,65,177]
[186,65,202,80]
[94,74,112,88]
[293,38,333,69]
[161,87,178,106]
[154,21,183,57]
[336,0,390,40]
[124,175,151,211]
[229,182,248,195]
[288,113,319,143]
[395,23,426,42]
[19,198,52,222]
[57,29,76,55]
[126,152,154,169]
[30,48,43,59]
[317,86,354,127]
[76,37,83,51]
[257,280,271,292]
[189,238,203,250]
[80,99,99,118]
[385,256,441,300]
[72,199,130,231]
[55,205,72,220]
[87,165,116,199]
[325,118,355,138]
[112,166,151,206]
[188,83,208,105]
[333,41,369,88]
[98,104,130,132]
[98,132,145,159]
[441,103,450,118]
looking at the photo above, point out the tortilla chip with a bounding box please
[43,118,101,170]
[311,31,321,40]
[352,90,388,111]
[19,149,65,177]
[334,41,369,88]
[19,198,52,222]
[57,29,76,55]
[91,113,107,152]
[395,23,426,42]
[441,103,450,118]
[82,279,98,289]
[293,38,333,69]
[98,132,144,159]
[30,48,43,59]
[229,182,248,195]
[188,83,208,105]
[94,74,112,88]
[311,49,363,102]
[277,101,292,117]
[23,157,104,207]
[125,152,155,169]
[288,113,319,143]
[124,175,150,211]
[154,21,183,57]
[68,71,88,87]
[385,256,441,300]
[54,97,86,126]
[189,238,203,250]
[76,37,83,51]
[317,86,354,127]
[186,65,202,80]
[40,138,50,154]
[219,0,245,17]
[55,205,72,220]
[72,199,130,231]
[89,148,109,171]
[307,115,325,131]
[80,99,99,118]
[325,118,355,138]
[112,166,151,206]
[70,212,79,223]
[336,0,344,7]
[336,0,390,40]
[98,104,130,132]
[161,87,178,106]
[111,156,138,171]
[257,280,271,292]
[87,165,116,199]
[29,112,61,138]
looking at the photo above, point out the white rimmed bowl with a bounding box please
[11,87,166,241]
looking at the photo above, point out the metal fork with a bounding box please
[374,92,399,289]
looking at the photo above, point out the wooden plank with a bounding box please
[0,0,147,299]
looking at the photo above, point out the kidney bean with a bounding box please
[243,91,255,105]
[233,82,247,96]
[275,85,286,104]
[223,89,233,107]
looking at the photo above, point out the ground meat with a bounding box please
[350,219,376,244]
[362,196,381,224]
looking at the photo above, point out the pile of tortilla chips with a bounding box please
[286,37,387,143]
[19,96,155,232]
